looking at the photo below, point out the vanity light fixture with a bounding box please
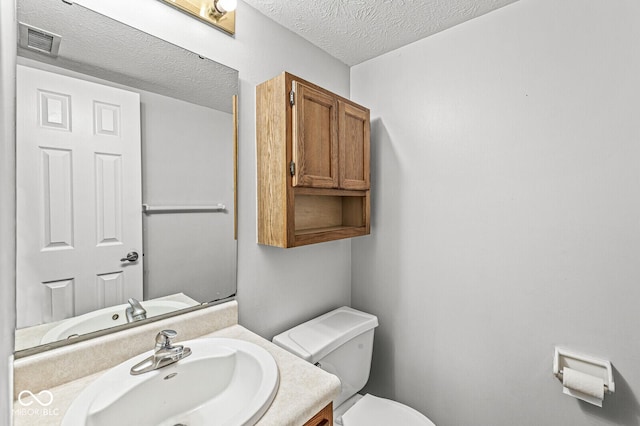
[159,0,237,35]
[209,0,237,20]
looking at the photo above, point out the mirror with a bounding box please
[14,0,238,354]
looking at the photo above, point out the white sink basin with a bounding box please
[41,300,191,344]
[62,337,279,426]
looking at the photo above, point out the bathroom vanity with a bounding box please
[13,301,340,426]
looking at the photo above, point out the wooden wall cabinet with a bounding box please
[257,72,371,248]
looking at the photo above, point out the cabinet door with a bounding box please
[339,101,370,190]
[292,81,339,188]
[303,402,333,426]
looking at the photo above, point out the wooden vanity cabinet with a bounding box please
[303,402,333,426]
[257,72,370,248]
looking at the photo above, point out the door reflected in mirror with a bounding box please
[14,0,238,353]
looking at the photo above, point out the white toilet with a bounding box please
[272,306,436,426]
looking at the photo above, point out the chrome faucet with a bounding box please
[125,297,147,323]
[130,330,192,375]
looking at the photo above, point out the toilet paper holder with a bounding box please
[553,347,615,393]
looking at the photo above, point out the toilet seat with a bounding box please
[340,394,435,426]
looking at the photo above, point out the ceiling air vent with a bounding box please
[18,22,61,57]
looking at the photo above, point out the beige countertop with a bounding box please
[13,302,340,426]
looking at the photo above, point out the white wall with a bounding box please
[140,91,236,303]
[351,0,640,425]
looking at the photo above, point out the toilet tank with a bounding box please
[272,307,379,408]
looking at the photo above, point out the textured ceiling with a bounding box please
[243,0,519,66]
[17,0,238,112]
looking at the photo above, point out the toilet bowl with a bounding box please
[272,306,436,426]
[339,394,435,426]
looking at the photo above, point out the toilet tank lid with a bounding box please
[272,306,378,363]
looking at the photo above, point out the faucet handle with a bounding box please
[155,329,178,350]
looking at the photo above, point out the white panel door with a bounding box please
[17,65,143,328]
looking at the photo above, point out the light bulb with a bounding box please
[215,0,237,13]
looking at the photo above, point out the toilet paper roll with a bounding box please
[562,367,605,407]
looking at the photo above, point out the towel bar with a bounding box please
[142,204,226,214]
